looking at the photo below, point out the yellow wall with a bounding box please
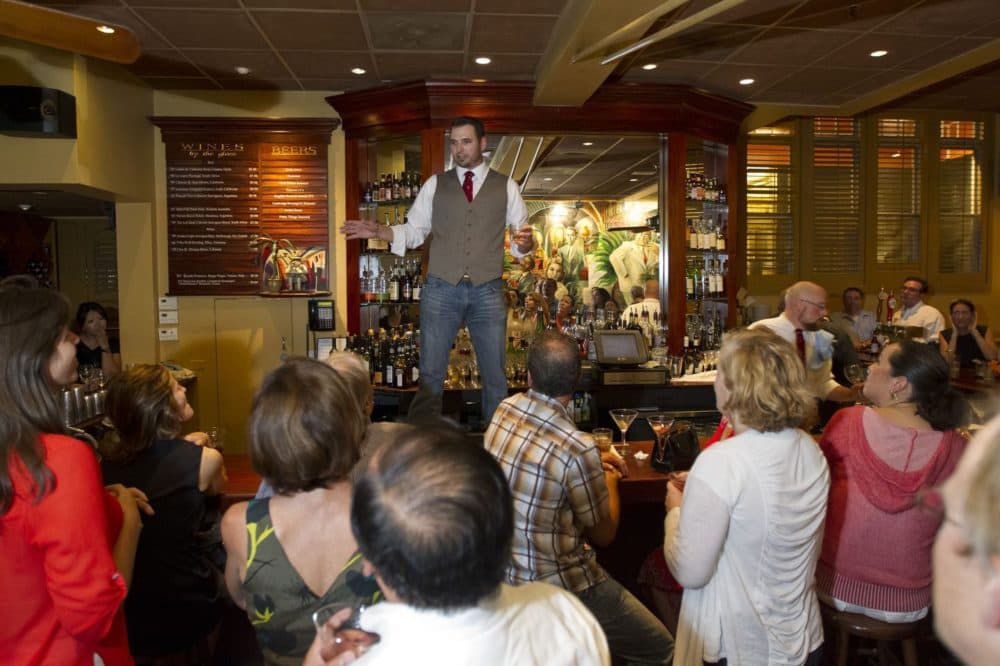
[0,38,348,451]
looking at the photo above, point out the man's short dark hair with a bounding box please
[451,116,485,140]
[527,331,580,398]
[351,427,513,611]
[842,286,864,299]
[903,276,929,293]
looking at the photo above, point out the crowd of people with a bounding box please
[1,275,999,665]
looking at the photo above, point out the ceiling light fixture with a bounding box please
[543,177,553,181]
[351,67,366,75]
[234,66,251,75]
[739,78,755,85]
[629,178,638,182]
[891,151,902,158]
[18,203,32,212]
[641,63,657,70]
[870,49,888,58]
[96,25,115,35]
[475,56,491,65]
[583,141,594,146]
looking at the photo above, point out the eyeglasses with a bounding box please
[913,486,963,529]
[900,285,923,293]
[798,297,827,310]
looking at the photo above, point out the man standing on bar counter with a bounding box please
[750,281,859,405]
[342,116,536,425]
[485,331,674,665]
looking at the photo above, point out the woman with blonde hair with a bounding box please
[221,358,381,665]
[664,327,829,665]
[100,364,226,662]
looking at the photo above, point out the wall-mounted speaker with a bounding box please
[0,86,77,138]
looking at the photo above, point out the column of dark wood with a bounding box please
[727,136,746,329]
[666,132,688,354]
[345,138,361,333]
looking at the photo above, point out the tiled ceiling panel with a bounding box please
[366,12,467,51]
[17,0,1000,113]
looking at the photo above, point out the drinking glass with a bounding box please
[646,415,676,472]
[843,363,867,386]
[312,603,380,659]
[609,409,638,457]
[591,427,613,453]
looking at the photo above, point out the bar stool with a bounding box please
[821,603,924,666]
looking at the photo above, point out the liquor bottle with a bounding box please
[401,269,412,302]
[394,344,408,388]
[876,286,887,323]
[716,223,726,251]
[388,262,400,302]
[391,173,401,200]
[886,289,897,322]
[412,272,422,301]
[685,265,695,299]
[410,171,421,197]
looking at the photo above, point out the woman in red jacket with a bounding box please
[0,286,148,665]
[817,339,970,622]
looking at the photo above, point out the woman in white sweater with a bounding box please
[664,327,830,665]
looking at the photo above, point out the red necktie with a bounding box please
[462,170,474,202]
[795,328,806,365]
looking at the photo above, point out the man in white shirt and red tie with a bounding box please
[342,116,536,425]
[750,281,858,406]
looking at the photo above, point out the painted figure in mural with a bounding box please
[557,225,586,301]
[609,231,659,305]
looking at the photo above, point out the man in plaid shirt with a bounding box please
[485,331,673,665]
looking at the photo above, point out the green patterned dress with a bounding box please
[241,498,381,665]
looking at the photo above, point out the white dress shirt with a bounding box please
[389,161,530,258]
[892,301,946,343]
[749,314,841,400]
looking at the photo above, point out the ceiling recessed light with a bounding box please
[234,66,251,75]
[475,56,491,65]
[739,78,755,85]
[18,203,32,212]
[629,178,638,182]
[641,63,657,70]
[471,78,487,83]
[891,151,902,158]
[870,49,888,58]
[351,67,366,75]
[96,25,115,34]
[582,141,594,146]
[543,177,553,182]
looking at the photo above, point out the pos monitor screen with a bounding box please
[594,330,649,366]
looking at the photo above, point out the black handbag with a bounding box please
[658,420,700,472]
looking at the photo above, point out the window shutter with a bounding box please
[809,118,861,274]
[936,120,984,274]
[746,142,794,278]
[875,119,921,265]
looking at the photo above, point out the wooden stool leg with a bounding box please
[902,638,919,666]
[835,628,850,666]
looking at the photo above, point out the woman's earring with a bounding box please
[889,389,897,403]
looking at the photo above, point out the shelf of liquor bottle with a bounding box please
[360,300,421,307]
[258,290,331,298]
[685,199,728,207]
[686,247,729,255]
[363,197,416,207]
[361,247,425,257]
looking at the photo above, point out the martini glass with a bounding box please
[609,408,638,457]
[646,414,675,472]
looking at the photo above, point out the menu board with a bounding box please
[156,119,338,296]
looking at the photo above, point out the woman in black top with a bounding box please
[74,302,121,377]
[939,299,997,368]
[100,365,226,662]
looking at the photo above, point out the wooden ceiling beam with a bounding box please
[0,0,140,64]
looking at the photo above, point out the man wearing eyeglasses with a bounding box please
[750,281,858,405]
[892,277,945,344]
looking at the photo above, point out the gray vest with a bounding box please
[428,167,509,285]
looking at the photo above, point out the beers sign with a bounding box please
[154,117,339,295]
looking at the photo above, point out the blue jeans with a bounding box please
[407,274,507,425]
[576,577,674,665]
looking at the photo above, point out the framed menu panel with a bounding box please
[153,117,340,296]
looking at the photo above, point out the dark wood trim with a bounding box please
[727,137,746,328]
[150,117,340,138]
[327,80,752,142]
[345,138,361,333]
[667,132,688,353]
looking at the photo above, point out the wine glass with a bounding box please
[312,603,380,659]
[646,414,675,472]
[843,363,867,386]
[609,409,638,457]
